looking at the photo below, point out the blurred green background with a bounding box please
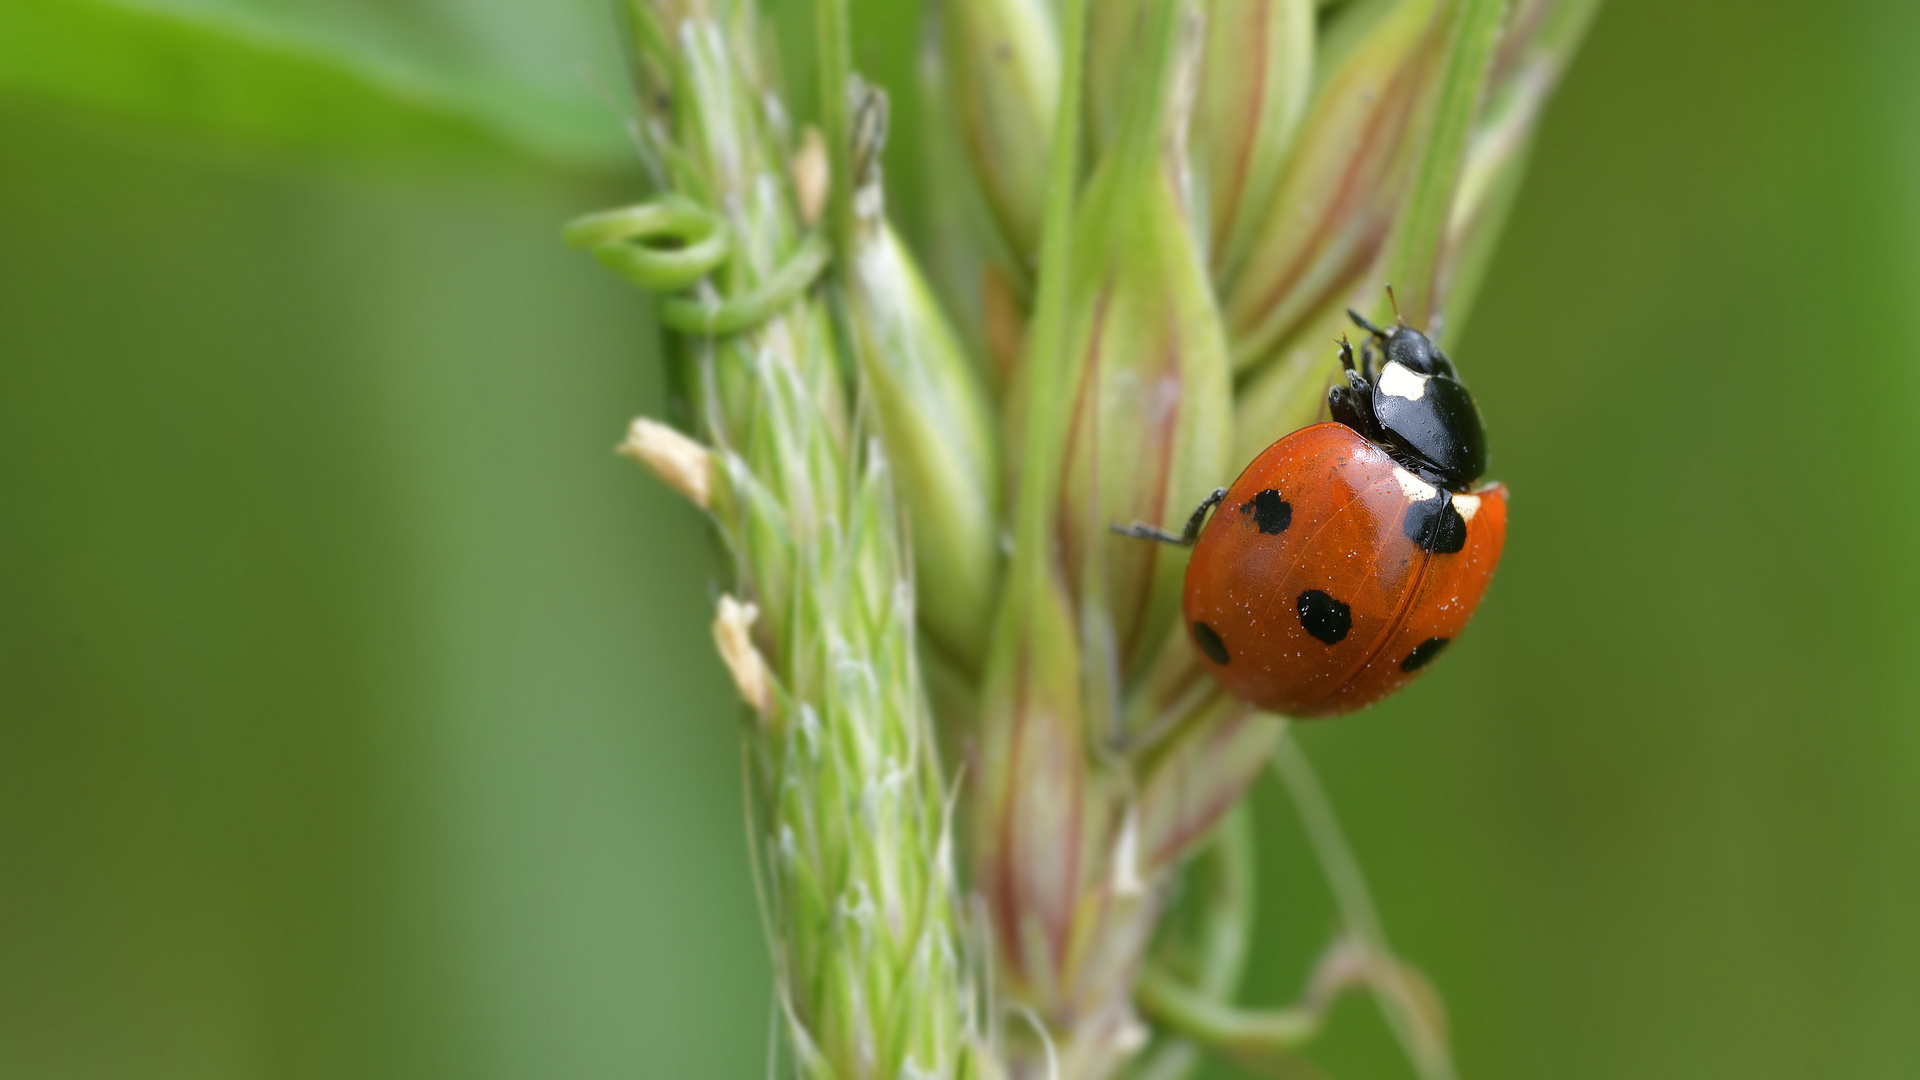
[2,1,1916,1078]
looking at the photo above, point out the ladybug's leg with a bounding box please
[1338,335,1377,382]
[1347,307,1391,345]
[1329,383,1366,432]
[1110,487,1228,547]
[1174,487,1229,544]
[1332,336,1384,437]
[1330,371,1382,439]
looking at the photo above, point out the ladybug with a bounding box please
[1117,304,1508,717]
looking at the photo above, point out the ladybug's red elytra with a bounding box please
[1116,303,1508,717]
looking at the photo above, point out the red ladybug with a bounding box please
[1119,307,1508,717]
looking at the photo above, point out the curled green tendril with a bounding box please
[657,234,832,337]
[564,196,829,338]
[563,196,729,292]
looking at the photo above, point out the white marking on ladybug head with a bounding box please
[1392,467,1438,502]
[1378,361,1429,401]
[1453,493,1481,521]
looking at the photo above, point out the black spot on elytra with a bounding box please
[1401,637,1450,672]
[1403,493,1468,554]
[1192,621,1231,665]
[1238,489,1292,534]
[1296,590,1351,645]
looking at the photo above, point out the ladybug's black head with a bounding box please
[1383,325,1456,379]
[1329,305,1488,492]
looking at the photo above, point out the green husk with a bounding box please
[975,7,1246,1077]
[1193,0,1317,273]
[1371,0,1507,331]
[1219,0,1444,371]
[945,0,1061,268]
[842,87,1004,670]
[1055,0,1232,703]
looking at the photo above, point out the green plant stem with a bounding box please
[1272,729,1457,1080]
[1130,804,1257,1080]
[1188,804,1257,999]
[1377,0,1507,331]
[1137,967,1323,1053]
[815,0,856,265]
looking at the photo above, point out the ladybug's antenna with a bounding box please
[1385,284,1404,326]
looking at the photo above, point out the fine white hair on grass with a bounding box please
[740,739,783,986]
[1014,1004,1061,1080]
[832,651,881,714]
[776,988,832,1079]
[935,760,967,888]
[841,879,877,934]
[893,577,917,627]
[797,704,823,761]
[1110,804,1144,897]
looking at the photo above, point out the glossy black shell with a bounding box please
[1327,317,1489,492]
[1371,369,1487,487]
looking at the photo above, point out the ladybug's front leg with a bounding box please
[1347,307,1392,347]
[1336,334,1379,383]
[1330,343,1383,440]
[1110,487,1228,547]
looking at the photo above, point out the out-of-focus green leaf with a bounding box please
[0,0,634,166]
